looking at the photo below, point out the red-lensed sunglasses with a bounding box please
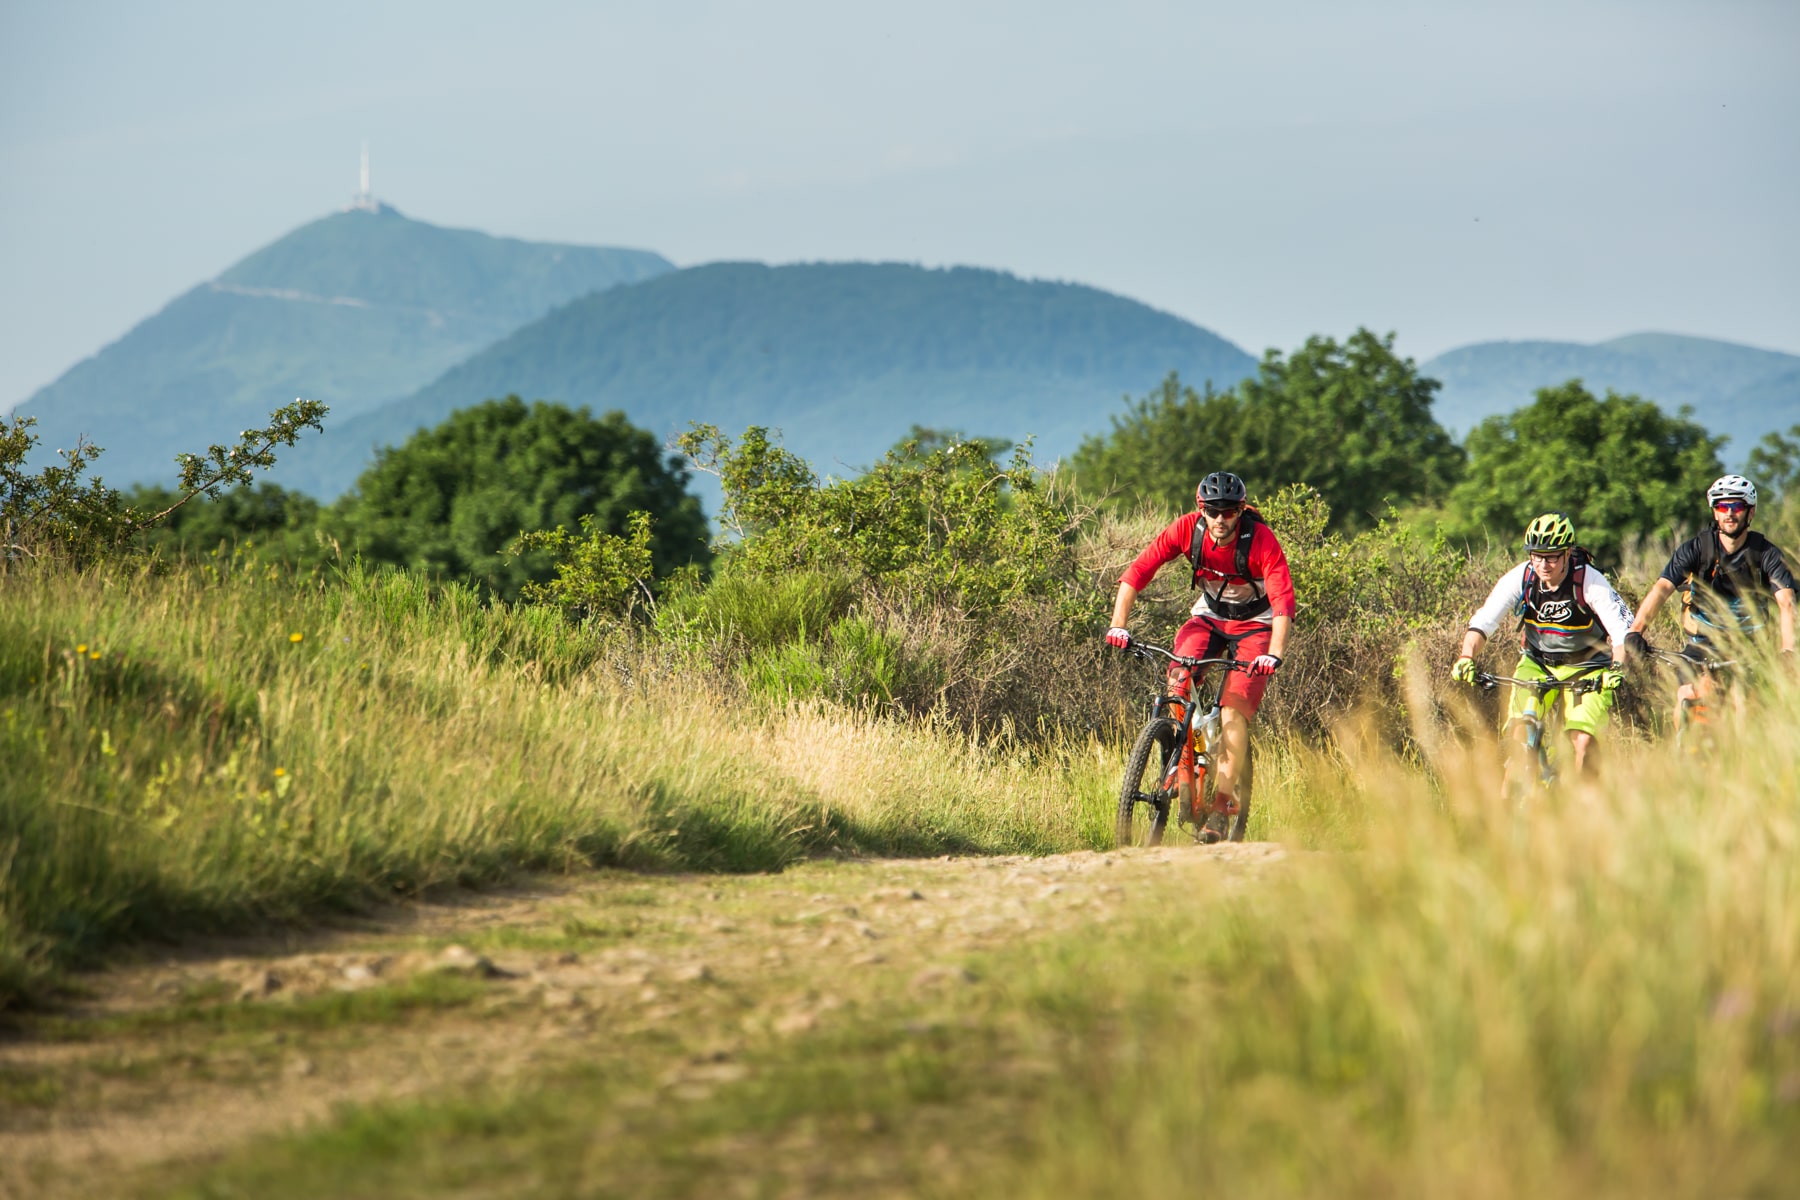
[1714,500,1750,514]
[1202,504,1244,518]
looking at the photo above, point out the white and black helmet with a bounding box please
[1707,474,1758,507]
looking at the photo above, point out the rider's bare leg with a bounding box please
[1568,729,1597,776]
[1214,705,1252,810]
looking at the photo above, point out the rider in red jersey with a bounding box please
[1105,471,1296,840]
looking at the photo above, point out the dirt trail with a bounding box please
[0,842,1284,1198]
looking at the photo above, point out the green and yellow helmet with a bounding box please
[1522,512,1577,553]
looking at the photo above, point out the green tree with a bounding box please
[1446,381,1725,560]
[1747,424,1800,507]
[337,397,709,599]
[126,482,325,564]
[1069,373,1243,512]
[1071,330,1462,530]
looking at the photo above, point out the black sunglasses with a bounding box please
[1202,504,1244,517]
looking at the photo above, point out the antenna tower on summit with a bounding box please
[350,141,378,212]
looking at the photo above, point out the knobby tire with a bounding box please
[1116,718,1179,848]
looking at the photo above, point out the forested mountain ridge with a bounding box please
[1422,333,1800,453]
[14,206,672,487]
[277,260,1260,497]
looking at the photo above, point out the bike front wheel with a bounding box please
[1117,718,1181,848]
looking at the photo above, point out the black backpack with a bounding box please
[1187,507,1270,619]
[1681,528,1775,626]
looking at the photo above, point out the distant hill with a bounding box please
[15,206,672,487]
[1422,333,1800,457]
[285,261,1260,498]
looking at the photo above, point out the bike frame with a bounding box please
[1127,642,1247,822]
[1644,645,1744,749]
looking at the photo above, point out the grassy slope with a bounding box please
[3,548,1797,1195]
[149,714,1800,1200]
[0,561,1122,1006]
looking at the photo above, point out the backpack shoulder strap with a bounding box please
[1694,529,1721,584]
[1234,507,1263,580]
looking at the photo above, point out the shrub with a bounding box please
[506,510,658,622]
[676,424,1105,729]
[2,400,326,569]
[654,568,858,652]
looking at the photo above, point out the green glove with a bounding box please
[1601,665,1624,693]
[1451,657,1477,684]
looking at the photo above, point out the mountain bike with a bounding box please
[1641,644,1744,754]
[1462,658,1610,790]
[1115,642,1251,848]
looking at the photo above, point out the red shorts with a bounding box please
[1169,616,1274,719]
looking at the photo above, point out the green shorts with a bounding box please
[1505,656,1614,739]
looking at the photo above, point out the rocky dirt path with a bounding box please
[0,842,1285,1199]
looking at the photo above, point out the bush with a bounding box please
[655,568,858,652]
[2,400,326,569]
[676,424,1107,729]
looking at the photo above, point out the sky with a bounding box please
[3,0,1797,410]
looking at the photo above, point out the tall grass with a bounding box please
[157,687,1800,1199]
[976,693,1800,1197]
[0,561,1138,1008]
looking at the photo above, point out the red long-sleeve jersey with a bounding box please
[1120,512,1297,624]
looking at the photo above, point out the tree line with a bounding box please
[9,328,1792,598]
[1069,328,1762,561]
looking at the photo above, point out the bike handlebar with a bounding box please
[1642,646,1742,673]
[1471,672,1605,696]
[1124,642,1252,672]
[1468,659,1610,696]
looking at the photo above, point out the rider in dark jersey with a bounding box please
[1625,474,1797,718]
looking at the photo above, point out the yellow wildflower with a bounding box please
[76,643,88,654]
[289,632,304,643]
[273,767,287,777]
[89,651,101,661]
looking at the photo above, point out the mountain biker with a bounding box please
[1105,471,1295,842]
[1623,474,1796,720]
[1452,512,1633,780]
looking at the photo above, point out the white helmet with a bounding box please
[1707,474,1758,507]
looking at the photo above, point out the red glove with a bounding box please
[1248,654,1282,677]
[1105,627,1133,649]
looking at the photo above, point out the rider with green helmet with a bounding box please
[1453,512,1634,777]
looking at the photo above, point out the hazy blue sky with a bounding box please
[3,0,1796,409]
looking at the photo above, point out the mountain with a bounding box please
[284,261,1260,497]
[15,205,672,487]
[1422,333,1800,456]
